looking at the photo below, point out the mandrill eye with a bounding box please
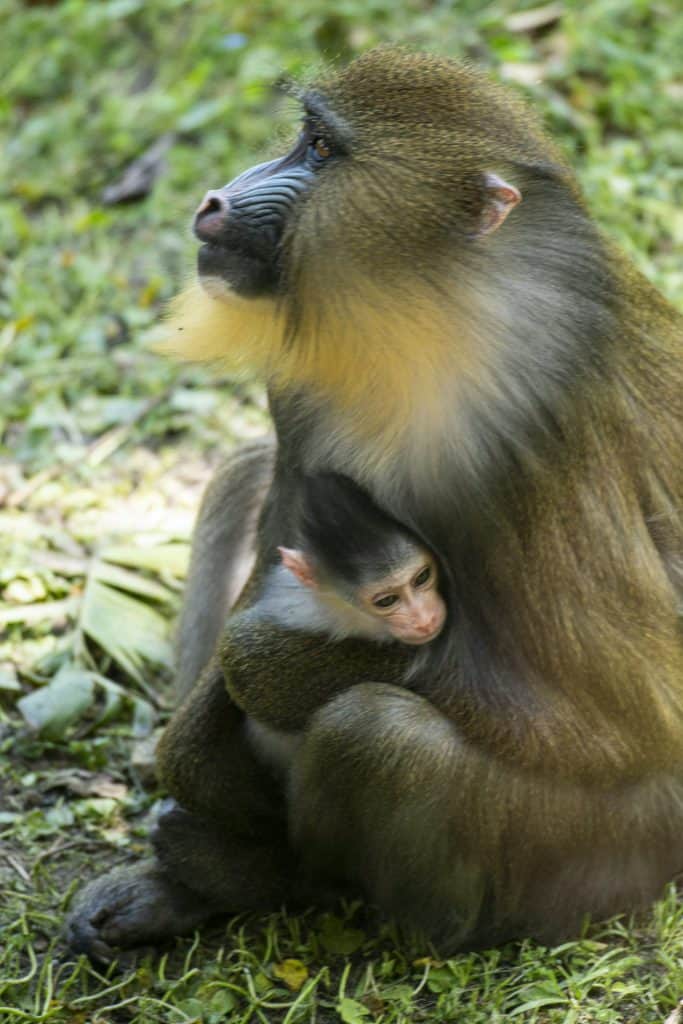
[373,594,399,609]
[311,136,332,161]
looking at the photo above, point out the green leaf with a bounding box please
[508,995,568,1015]
[0,665,21,692]
[318,913,366,955]
[94,559,175,603]
[132,697,157,737]
[17,665,95,739]
[80,578,172,684]
[92,675,125,726]
[176,997,204,1020]
[337,997,370,1024]
[508,979,567,1016]
[207,989,238,1015]
[101,542,190,578]
[426,966,457,994]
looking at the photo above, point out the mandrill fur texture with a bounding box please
[66,48,683,961]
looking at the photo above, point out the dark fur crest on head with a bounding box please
[297,472,419,589]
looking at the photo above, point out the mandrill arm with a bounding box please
[218,609,412,730]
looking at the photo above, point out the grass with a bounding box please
[1,0,682,1020]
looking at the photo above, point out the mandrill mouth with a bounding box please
[196,241,226,277]
[196,239,280,299]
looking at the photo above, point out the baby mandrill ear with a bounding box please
[278,546,317,587]
[473,172,521,237]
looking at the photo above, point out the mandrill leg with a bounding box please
[289,681,490,949]
[151,800,303,907]
[65,672,679,958]
[65,660,299,960]
[290,682,682,950]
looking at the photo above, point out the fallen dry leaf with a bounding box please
[273,959,309,992]
[43,769,128,800]
[506,2,564,33]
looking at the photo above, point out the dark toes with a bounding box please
[63,858,216,960]
[64,911,115,964]
[64,859,157,961]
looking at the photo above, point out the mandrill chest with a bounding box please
[270,381,456,518]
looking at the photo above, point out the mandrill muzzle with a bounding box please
[193,151,315,297]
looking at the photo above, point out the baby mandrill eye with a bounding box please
[373,594,399,609]
[413,566,431,587]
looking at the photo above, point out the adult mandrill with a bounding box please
[67,48,683,960]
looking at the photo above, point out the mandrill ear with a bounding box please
[473,172,522,237]
[278,546,317,588]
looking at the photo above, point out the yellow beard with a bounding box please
[158,276,477,445]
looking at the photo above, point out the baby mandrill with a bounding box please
[246,472,447,773]
[273,471,446,646]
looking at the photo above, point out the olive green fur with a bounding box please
[65,47,682,960]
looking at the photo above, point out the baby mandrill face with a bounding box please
[357,552,446,646]
[278,544,446,647]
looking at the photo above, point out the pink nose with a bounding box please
[193,190,231,240]
[416,616,438,635]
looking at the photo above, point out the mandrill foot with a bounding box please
[64,858,215,963]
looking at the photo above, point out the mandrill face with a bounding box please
[191,48,559,301]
